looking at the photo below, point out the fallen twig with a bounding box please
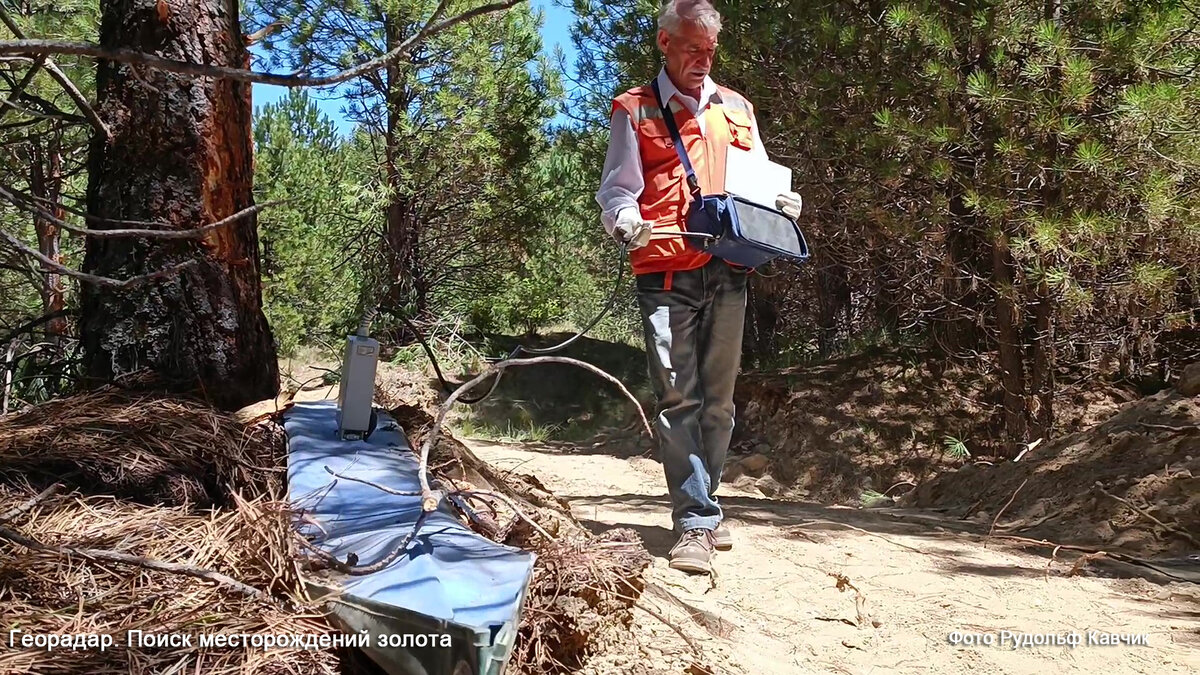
[458,489,555,543]
[1012,438,1042,462]
[992,535,1193,582]
[988,478,1030,540]
[1045,545,1062,581]
[618,580,703,657]
[883,480,915,496]
[1136,422,1195,433]
[830,572,877,628]
[323,465,422,497]
[0,522,266,599]
[1094,483,1200,548]
[792,519,953,559]
[1068,551,1107,577]
[295,510,429,576]
[0,482,63,522]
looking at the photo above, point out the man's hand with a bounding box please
[776,191,803,220]
[613,210,653,250]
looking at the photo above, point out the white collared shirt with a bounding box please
[594,67,769,235]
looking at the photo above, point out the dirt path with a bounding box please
[467,438,1199,675]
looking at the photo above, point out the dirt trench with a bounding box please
[467,437,1200,675]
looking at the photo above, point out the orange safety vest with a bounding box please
[612,83,758,277]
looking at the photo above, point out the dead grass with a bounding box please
[1,376,656,675]
[0,484,339,675]
[0,386,283,506]
[0,385,345,674]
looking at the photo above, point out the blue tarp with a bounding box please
[283,400,536,675]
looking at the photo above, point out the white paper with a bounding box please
[724,146,792,207]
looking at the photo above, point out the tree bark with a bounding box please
[816,260,851,356]
[80,0,277,411]
[937,192,981,357]
[382,16,426,317]
[993,231,1026,455]
[1027,278,1054,442]
[29,138,66,344]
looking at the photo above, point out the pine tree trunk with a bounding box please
[993,231,1026,455]
[938,191,981,357]
[382,17,424,316]
[30,139,66,343]
[80,0,278,411]
[1027,278,1055,442]
[870,232,899,334]
[816,260,851,356]
[744,273,782,367]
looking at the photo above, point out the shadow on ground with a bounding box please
[566,491,1200,588]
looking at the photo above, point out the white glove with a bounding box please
[776,191,803,220]
[612,210,652,250]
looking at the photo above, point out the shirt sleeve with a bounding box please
[594,107,644,235]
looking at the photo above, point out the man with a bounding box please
[595,0,802,574]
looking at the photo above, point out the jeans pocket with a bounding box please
[635,271,671,293]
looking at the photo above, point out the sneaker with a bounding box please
[713,523,732,551]
[669,528,716,574]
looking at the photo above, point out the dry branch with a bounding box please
[296,510,430,577]
[0,6,111,139]
[0,481,62,522]
[0,522,266,599]
[0,184,282,239]
[0,54,43,123]
[0,1,525,88]
[988,477,1029,539]
[460,489,556,542]
[0,226,197,289]
[417,355,653,512]
[1094,483,1200,548]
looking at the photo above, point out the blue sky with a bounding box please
[249,0,579,136]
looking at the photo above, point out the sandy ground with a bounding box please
[467,438,1200,675]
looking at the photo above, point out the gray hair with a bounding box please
[658,0,722,35]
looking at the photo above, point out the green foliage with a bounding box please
[567,0,1198,451]
[943,435,971,460]
[243,0,624,345]
[252,90,370,355]
[0,1,99,409]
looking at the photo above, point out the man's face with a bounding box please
[658,21,718,93]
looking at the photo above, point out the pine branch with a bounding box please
[0,1,526,88]
[0,184,283,239]
[0,227,197,289]
[0,6,111,139]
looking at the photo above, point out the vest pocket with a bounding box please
[638,118,676,152]
[723,109,754,150]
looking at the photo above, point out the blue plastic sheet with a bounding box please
[283,400,535,675]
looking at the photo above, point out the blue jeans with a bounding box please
[635,258,748,533]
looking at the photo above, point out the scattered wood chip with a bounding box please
[816,616,857,627]
[830,572,878,628]
[1069,551,1108,577]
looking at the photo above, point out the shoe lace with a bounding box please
[681,528,713,546]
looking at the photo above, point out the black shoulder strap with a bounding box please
[650,78,701,196]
